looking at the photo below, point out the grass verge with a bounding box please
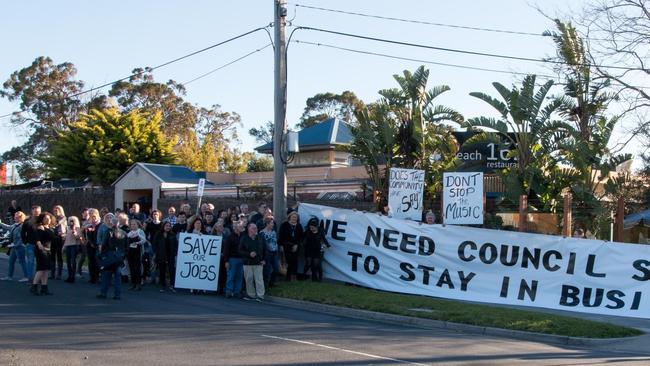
[268,281,642,339]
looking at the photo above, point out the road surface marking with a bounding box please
[262,334,429,366]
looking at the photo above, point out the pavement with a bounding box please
[1,254,650,366]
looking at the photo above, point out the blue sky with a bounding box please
[5,0,636,171]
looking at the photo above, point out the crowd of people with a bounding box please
[0,200,332,301]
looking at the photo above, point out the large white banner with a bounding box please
[174,233,222,291]
[443,172,484,225]
[388,168,425,221]
[298,203,650,318]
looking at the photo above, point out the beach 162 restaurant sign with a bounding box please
[388,168,425,221]
[443,172,483,225]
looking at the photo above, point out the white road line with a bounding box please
[261,334,430,366]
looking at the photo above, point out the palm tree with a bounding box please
[547,19,632,234]
[378,65,463,169]
[345,104,396,208]
[465,75,564,199]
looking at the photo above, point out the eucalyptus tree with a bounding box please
[0,57,85,179]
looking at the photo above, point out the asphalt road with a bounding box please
[1,256,649,366]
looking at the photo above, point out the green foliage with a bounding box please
[345,104,396,208]
[105,68,197,140]
[247,155,274,172]
[0,57,85,179]
[466,75,563,202]
[298,90,364,129]
[546,20,631,234]
[249,120,274,145]
[269,281,641,338]
[379,66,463,170]
[347,66,462,207]
[45,108,175,185]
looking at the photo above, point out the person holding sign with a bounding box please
[303,218,330,282]
[239,221,266,301]
[153,221,178,293]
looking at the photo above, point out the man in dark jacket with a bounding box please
[238,221,266,301]
[223,220,244,298]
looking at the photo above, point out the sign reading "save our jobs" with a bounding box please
[174,232,222,291]
[443,172,483,225]
[388,168,425,221]
[298,203,650,318]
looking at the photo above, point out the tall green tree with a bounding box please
[547,19,632,233]
[45,108,175,185]
[298,90,364,129]
[105,68,197,140]
[466,75,564,201]
[345,104,396,208]
[249,120,274,145]
[0,57,85,179]
[247,155,274,172]
[378,66,463,170]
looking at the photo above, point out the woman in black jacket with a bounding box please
[303,217,330,282]
[153,221,178,292]
[278,211,303,281]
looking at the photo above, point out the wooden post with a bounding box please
[563,193,572,237]
[483,190,487,227]
[614,196,625,242]
[440,193,445,224]
[518,194,527,232]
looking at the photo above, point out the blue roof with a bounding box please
[140,163,206,184]
[113,163,209,186]
[255,118,353,153]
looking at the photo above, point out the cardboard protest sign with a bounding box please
[388,168,425,221]
[174,232,222,291]
[443,172,484,225]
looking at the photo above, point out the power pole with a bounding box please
[273,0,288,221]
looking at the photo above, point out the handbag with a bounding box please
[98,248,123,269]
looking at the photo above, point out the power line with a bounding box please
[295,4,611,42]
[68,26,270,99]
[294,26,641,71]
[182,43,273,86]
[292,39,560,80]
[295,3,549,38]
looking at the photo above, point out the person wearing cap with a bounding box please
[279,210,303,281]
